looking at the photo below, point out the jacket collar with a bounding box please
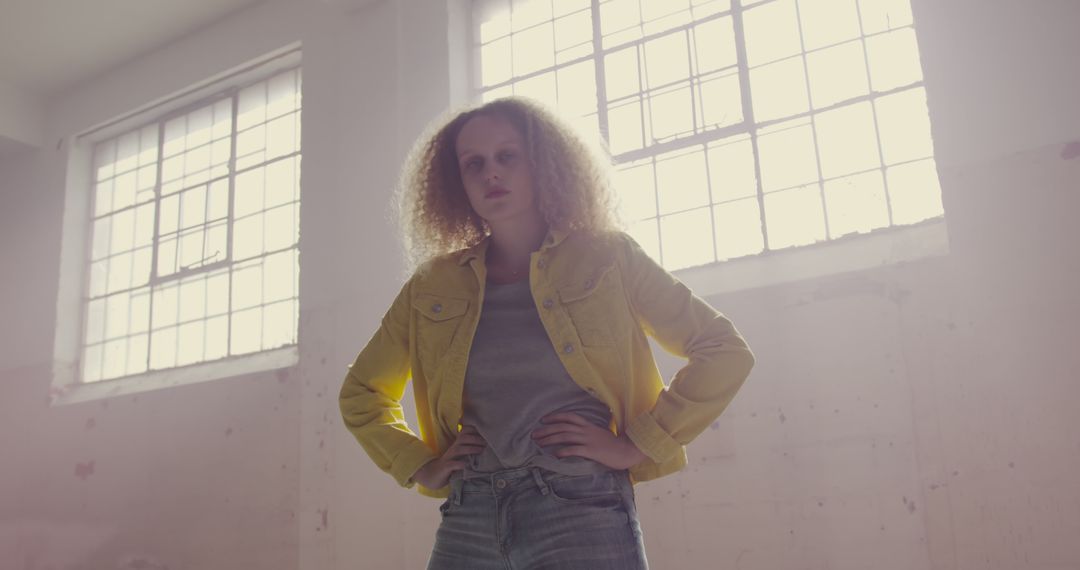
[456,226,570,266]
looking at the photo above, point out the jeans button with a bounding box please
[496,479,507,489]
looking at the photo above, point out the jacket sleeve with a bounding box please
[339,275,438,488]
[618,232,756,463]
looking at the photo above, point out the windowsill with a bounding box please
[673,217,950,298]
[49,345,298,406]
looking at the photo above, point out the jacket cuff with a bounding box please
[625,411,682,464]
[391,440,440,489]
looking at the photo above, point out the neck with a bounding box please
[487,213,549,269]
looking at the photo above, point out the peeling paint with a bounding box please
[75,460,95,480]
[1061,141,1080,160]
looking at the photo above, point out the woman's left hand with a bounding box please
[531,412,648,470]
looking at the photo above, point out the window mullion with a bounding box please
[226,92,239,358]
[730,0,771,251]
[590,0,609,145]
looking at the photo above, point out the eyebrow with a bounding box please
[457,139,521,159]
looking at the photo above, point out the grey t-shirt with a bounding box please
[459,278,612,479]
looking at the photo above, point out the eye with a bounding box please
[463,157,482,172]
[497,150,516,163]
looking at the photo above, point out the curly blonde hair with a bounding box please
[395,97,623,272]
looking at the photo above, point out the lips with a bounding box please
[485,187,509,199]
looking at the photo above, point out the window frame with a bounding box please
[50,46,302,406]
[468,0,948,283]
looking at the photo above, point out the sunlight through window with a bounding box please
[81,68,302,383]
[472,0,943,270]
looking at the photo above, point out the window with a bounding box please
[80,67,302,383]
[471,0,943,270]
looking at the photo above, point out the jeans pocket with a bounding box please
[546,471,624,505]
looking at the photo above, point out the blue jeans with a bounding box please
[426,467,649,569]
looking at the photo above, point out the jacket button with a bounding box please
[537,258,547,269]
[432,303,443,314]
[542,298,554,309]
[584,279,594,290]
[563,342,574,354]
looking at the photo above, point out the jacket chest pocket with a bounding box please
[557,264,620,347]
[413,293,470,369]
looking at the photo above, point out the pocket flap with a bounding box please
[558,264,616,303]
[413,293,469,321]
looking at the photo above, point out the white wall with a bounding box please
[1,0,1078,568]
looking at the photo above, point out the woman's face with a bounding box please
[455,113,538,226]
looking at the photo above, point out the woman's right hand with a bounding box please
[411,425,486,489]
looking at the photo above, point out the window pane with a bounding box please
[693,16,737,75]
[764,184,826,249]
[707,134,757,202]
[178,277,207,323]
[866,28,923,92]
[177,320,205,366]
[655,147,709,215]
[757,118,818,192]
[660,208,714,270]
[556,60,597,117]
[512,0,552,31]
[859,0,914,35]
[607,99,644,154]
[127,334,148,376]
[614,159,658,220]
[643,31,690,89]
[814,101,880,180]
[263,300,296,350]
[604,47,641,101]
[512,23,556,76]
[743,0,802,67]
[232,259,263,311]
[477,0,511,43]
[232,307,263,355]
[237,83,267,132]
[515,71,558,109]
[887,158,943,224]
[648,86,694,143]
[823,170,889,237]
[85,299,106,345]
[481,37,513,86]
[205,315,229,361]
[698,70,742,129]
[749,56,809,122]
[600,0,643,48]
[150,326,177,369]
[875,87,933,165]
[806,40,869,109]
[714,198,764,260]
[554,9,593,60]
[797,0,861,52]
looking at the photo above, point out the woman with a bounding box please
[339,97,755,569]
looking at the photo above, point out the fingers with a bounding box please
[554,445,590,460]
[541,412,590,426]
[534,433,589,447]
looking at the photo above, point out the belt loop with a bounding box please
[530,467,550,495]
[451,476,464,506]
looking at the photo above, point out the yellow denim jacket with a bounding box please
[339,228,755,498]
